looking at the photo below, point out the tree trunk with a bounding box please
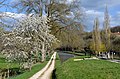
[107,52,110,59]
[7,69,9,78]
[47,50,50,57]
[41,42,46,62]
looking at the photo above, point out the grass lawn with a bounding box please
[0,57,20,69]
[56,56,120,79]
[0,63,20,69]
[0,54,48,79]
[9,61,48,79]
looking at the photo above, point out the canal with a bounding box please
[58,51,75,63]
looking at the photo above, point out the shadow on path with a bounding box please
[52,69,57,79]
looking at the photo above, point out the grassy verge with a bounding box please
[0,63,20,69]
[0,57,20,69]
[0,54,50,79]
[9,61,48,79]
[56,56,120,79]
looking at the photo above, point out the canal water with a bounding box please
[58,51,75,63]
[52,51,75,79]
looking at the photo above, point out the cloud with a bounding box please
[85,10,104,17]
[111,12,120,27]
[81,0,120,10]
[0,12,26,27]
[84,10,120,31]
[83,9,104,31]
[10,0,18,4]
[80,0,120,31]
[0,12,26,19]
[67,0,73,2]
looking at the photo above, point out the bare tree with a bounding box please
[12,0,84,38]
[10,0,85,52]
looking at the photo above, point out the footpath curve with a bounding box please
[29,52,56,79]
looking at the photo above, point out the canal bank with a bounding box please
[54,52,120,79]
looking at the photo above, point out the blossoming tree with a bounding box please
[2,15,58,70]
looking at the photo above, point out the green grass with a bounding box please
[0,55,48,79]
[9,61,48,79]
[56,53,60,60]
[0,63,20,69]
[0,57,20,69]
[74,56,91,59]
[56,56,120,79]
[0,54,49,79]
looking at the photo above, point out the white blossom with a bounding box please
[2,15,58,63]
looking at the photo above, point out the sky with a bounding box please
[80,0,120,31]
[0,0,120,31]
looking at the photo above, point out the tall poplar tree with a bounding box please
[92,17,101,54]
[103,6,111,51]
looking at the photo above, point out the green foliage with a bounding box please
[99,43,106,52]
[90,43,106,52]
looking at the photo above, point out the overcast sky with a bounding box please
[0,0,120,31]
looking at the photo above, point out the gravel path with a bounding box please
[109,59,120,63]
[29,52,56,79]
[38,52,56,79]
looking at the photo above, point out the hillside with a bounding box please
[111,26,120,33]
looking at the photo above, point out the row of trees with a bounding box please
[87,6,120,56]
[0,0,84,70]
[12,0,84,50]
[1,15,58,70]
[88,6,111,54]
[0,0,119,64]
